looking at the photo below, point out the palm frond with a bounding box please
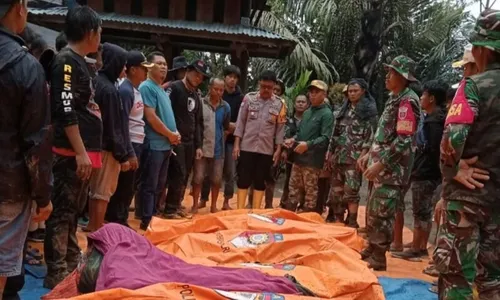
[255,10,337,85]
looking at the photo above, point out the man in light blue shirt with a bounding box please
[137,51,180,230]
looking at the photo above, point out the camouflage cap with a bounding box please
[383,55,417,82]
[470,9,500,52]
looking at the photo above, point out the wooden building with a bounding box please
[28,0,296,89]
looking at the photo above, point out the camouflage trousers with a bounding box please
[396,183,410,213]
[434,200,500,300]
[328,163,362,214]
[367,183,403,256]
[44,155,87,285]
[287,164,321,212]
[410,180,440,231]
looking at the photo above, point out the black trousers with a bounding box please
[106,143,143,224]
[164,142,195,214]
[237,151,273,191]
[45,155,88,281]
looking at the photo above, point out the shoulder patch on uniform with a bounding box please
[445,81,474,126]
[396,98,416,135]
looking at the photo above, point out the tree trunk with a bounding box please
[352,0,384,85]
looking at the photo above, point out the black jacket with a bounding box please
[412,107,446,181]
[95,43,130,163]
[224,86,244,144]
[0,27,52,207]
[50,47,102,152]
[167,80,203,149]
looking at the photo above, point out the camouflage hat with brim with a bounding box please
[383,55,417,82]
[470,9,500,52]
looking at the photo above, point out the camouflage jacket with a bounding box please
[441,63,500,208]
[368,88,421,186]
[328,96,378,165]
[283,114,302,163]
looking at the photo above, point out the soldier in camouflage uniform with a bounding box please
[280,95,308,207]
[433,10,500,299]
[284,80,333,212]
[358,55,421,271]
[326,78,377,227]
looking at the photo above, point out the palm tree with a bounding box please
[251,0,338,87]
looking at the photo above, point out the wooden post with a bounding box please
[143,0,159,17]
[114,0,131,15]
[224,0,241,24]
[231,47,249,92]
[87,0,104,12]
[169,0,187,20]
[196,0,214,23]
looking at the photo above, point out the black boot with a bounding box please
[360,245,373,260]
[346,213,359,229]
[366,248,387,271]
[326,209,336,223]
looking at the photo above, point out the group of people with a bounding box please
[1,1,500,299]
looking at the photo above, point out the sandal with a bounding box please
[429,285,438,294]
[24,253,42,266]
[423,265,440,277]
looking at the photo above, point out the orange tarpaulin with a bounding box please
[145,209,364,252]
[45,210,384,300]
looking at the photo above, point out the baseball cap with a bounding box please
[126,51,154,70]
[308,80,328,92]
[452,44,475,68]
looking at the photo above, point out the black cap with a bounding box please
[188,59,211,78]
[169,56,188,72]
[126,50,154,70]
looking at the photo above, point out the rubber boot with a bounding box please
[252,190,265,210]
[237,189,248,209]
[326,209,336,223]
[360,245,373,260]
[334,214,345,224]
[366,249,387,271]
[346,213,359,229]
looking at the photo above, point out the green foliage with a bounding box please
[284,70,312,115]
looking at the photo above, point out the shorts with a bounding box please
[192,157,224,186]
[0,200,32,277]
[89,151,121,202]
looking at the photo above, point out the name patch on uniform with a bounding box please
[396,99,416,135]
[445,81,474,126]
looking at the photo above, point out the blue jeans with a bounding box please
[0,200,32,277]
[201,143,235,201]
[137,145,171,225]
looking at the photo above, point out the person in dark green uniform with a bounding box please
[326,78,377,227]
[358,55,421,271]
[284,80,334,212]
[434,9,500,299]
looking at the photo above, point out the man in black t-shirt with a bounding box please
[164,60,210,219]
[44,6,102,289]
